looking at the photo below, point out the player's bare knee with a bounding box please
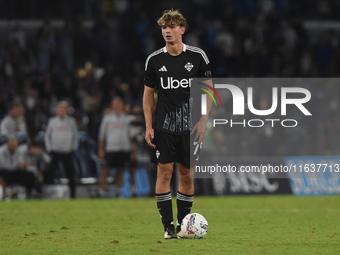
[157,165,173,183]
[158,176,172,186]
[159,170,172,179]
[179,172,193,186]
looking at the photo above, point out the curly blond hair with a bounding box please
[157,9,186,27]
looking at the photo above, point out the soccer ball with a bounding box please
[181,213,208,238]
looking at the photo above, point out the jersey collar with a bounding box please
[163,43,187,53]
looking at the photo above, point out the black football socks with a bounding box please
[156,192,173,230]
[176,191,194,227]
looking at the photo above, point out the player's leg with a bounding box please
[176,163,194,237]
[156,162,177,239]
[99,166,110,189]
[44,152,59,185]
[115,168,124,197]
[99,152,114,197]
[177,163,194,194]
[151,132,178,239]
[156,163,174,193]
[63,153,76,198]
[176,134,196,237]
[113,151,130,198]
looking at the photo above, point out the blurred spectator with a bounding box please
[18,141,49,185]
[0,138,41,198]
[44,101,78,198]
[97,97,135,197]
[0,101,27,138]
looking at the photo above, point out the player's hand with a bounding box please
[191,117,207,144]
[145,127,156,149]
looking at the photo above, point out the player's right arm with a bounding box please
[143,86,156,149]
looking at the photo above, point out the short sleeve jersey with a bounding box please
[144,44,212,135]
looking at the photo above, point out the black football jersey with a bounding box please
[144,44,212,135]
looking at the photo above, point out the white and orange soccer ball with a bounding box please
[181,213,208,238]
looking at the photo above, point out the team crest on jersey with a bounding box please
[185,62,194,72]
[156,150,160,159]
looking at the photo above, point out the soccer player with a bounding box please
[143,9,212,239]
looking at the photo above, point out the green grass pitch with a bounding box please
[0,195,339,255]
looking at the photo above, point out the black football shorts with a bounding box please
[150,131,202,166]
[105,151,130,169]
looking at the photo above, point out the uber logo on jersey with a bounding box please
[160,77,193,89]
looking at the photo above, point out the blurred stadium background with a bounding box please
[0,0,340,199]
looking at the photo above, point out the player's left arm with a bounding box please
[191,79,213,143]
[191,52,213,143]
